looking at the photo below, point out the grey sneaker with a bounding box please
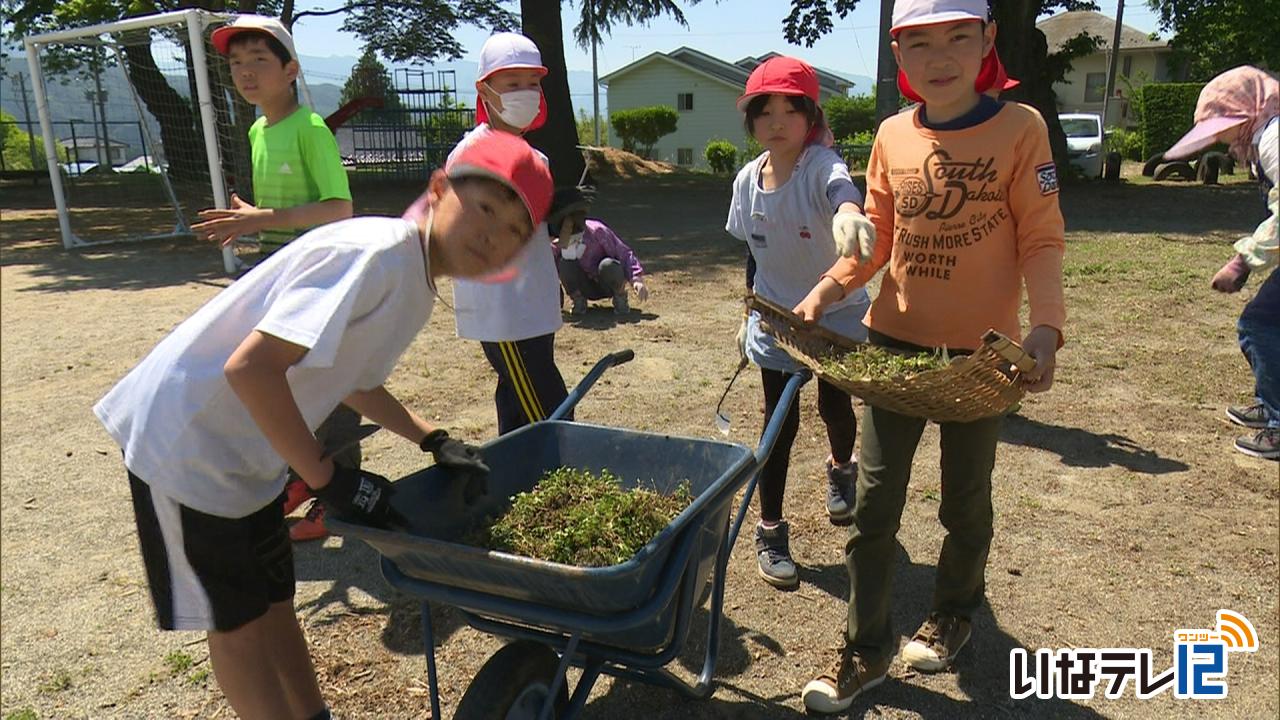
[802,641,890,714]
[612,292,630,314]
[1227,403,1269,429]
[900,612,972,671]
[754,522,798,588]
[1235,428,1279,460]
[825,459,855,525]
[570,295,588,316]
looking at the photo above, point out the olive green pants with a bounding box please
[845,331,1003,660]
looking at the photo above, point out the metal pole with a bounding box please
[588,0,600,146]
[16,72,39,172]
[185,9,237,273]
[93,54,112,167]
[25,39,78,248]
[874,0,899,126]
[1101,0,1125,130]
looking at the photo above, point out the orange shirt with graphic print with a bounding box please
[825,102,1066,350]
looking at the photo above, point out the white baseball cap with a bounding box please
[211,15,298,62]
[477,32,548,82]
[891,0,989,36]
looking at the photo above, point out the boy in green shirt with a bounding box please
[195,14,358,542]
[195,14,352,253]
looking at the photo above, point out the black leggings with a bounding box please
[757,368,857,523]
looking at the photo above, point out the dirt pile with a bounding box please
[583,145,676,179]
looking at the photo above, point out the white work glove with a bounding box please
[832,210,876,261]
[560,234,585,260]
[735,314,749,361]
[632,280,649,302]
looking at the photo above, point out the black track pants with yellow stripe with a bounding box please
[480,333,571,435]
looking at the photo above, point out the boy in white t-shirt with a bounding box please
[93,132,552,720]
[443,32,569,434]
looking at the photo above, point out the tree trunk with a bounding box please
[520,0,585,187]
[991,0,1070,173]
[121,44,209,183]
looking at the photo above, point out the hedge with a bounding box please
[610,106,678,157]
[1136,83,1204,160]
[704,139,737,173]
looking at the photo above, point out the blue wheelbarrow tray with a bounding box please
[328,419,756,651]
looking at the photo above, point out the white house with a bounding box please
[58,135,129,165]
[1038,10,1182,127]
[600,48,852,170]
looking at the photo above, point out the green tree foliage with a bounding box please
[1147,0,1280,80]
[610,105,678,158]
[1135,82,1204,158]
[823,93,875,141]
[576,108,608,146]
[1,110,67,170]
[339,47,405,123]
[704,139,737,173]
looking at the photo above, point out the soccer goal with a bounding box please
[23,10,252,273]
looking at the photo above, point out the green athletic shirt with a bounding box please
[248,106,351,251]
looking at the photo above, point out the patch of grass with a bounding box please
[472,467,693,567]
[5,709,38,720]
[37,669,71,694]
[187,668,210,686]
[819,346,946,383]
[164,650,193,676]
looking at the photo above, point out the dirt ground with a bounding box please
[1,166,1276,720]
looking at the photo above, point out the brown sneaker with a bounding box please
[900,612,972,671]
[802,641,889,714]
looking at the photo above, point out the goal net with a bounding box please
[23,10,253,273]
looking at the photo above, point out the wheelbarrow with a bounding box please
[329,350,809,719]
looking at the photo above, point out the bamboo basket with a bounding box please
[747,295,1036,423]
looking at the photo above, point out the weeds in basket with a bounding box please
[472,468,693,567]
[819,346,947,382]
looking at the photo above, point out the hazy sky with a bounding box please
[287,0,1165,84]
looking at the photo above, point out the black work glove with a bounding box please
[419,429,490,473]
[420,429,489,504]
[314,466,407,530]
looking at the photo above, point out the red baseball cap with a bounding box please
[445,131,553,227]
[737,56,821,111]
[737,56,833,146]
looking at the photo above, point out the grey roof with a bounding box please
[1037,10,1168,53]
[58,136,129,148]
[735,52,853,94]
[601,47,850,96]
[665,47,751,87]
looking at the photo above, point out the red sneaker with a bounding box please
[289,501,329,542]
[283,478,312,515]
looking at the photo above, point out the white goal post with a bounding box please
[24,9,239,273]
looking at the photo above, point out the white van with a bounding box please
[1059,113,1104,178]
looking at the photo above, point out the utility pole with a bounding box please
[15,72,39,170]
[588,0,600,145]
[874,0,899,126]
[92,51,111,167]
[1101,0,1125,130]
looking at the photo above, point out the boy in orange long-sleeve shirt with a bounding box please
[798,0,1066,713]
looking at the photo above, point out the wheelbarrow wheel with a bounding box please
[454,640,570,720]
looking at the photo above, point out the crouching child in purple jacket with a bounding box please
[549,186,648,315]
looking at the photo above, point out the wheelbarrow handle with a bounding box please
[753,369,810,467]
[548,349,636,421]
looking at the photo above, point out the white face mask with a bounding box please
[560,232,585,260]
[486,87,541,129]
